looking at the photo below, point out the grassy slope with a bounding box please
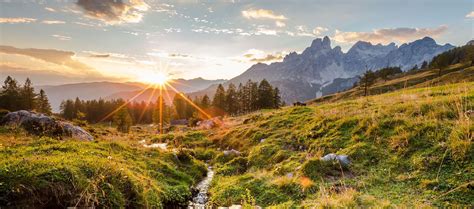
[206,82,473,207]
[0,126,207,208]
[310,62,474,104]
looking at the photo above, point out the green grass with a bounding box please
[0,127,207,208]
[207,82,474,207]
[0,81,473,208]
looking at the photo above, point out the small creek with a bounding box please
[188,166,214,209]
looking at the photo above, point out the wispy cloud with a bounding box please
[466,11,474,18]
[42,20,66,24]
[313,26,329,35]
[0,17,36,24]
[0,45,96,74]
[44,7,56,12]
[242,9,287,28]
[52,34,72,41]
[333,25,448,44]
[242,9,287,20]
[75,0,150,24]
[242,49,285,63]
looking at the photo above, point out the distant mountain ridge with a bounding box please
[40,78,226,112]
[193,36,455,102]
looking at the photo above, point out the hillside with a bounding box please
[1,82,472,207]
[203,82,473,207]
[311,62,474,104]
[310,44,474,104]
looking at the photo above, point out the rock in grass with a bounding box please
[1,110,93,141]
[321,153,351,166]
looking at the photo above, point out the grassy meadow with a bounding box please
[1,81,473,208]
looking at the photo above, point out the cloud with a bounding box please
[466,11,474,18]
[242,9,287,27]
[76,0,149,24]
[290,25,327,37]
[0,17,36,24]
[0,45,96,73]
[313,26,329,35]
[52,34,72,41]
[45,7,56,12]
[243,49,285,63]
[42,20,66,24]
[333,25,448,44]
[276,21,286,27]
[242,9,287,20]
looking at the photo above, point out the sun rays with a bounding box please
[99,65,211,134]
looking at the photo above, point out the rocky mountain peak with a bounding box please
[466,40,474,46]
[310,36,331,50]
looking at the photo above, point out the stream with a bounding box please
[188,166,214,209]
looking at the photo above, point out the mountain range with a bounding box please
[192,36,455,102]
[39,78,226,112]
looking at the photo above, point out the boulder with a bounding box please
[321,153,351,166]
[1,110,93,141]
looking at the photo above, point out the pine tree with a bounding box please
[250,81,259,111]
[257,79,273,109]
[20,78,36,110]
[60,99,75,120]
[185,96,196,118]
[173,93,186,119]
[272,87,282,108]
[212,84,226,111]
[37,89,52,115]
[421,61,428,69]
[113,108,132,133]
[153,96,170,125]
[226,83,238,115]
[360,70,376,96]
[74,97,83,119]
[236,83,244,114]
[200,94,210,109]
[0,76,21,111]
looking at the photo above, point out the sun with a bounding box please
[141,71,169,85]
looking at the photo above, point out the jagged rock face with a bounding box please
[227,36,454,102]
[1,110,94,141]
[467,40,474,46]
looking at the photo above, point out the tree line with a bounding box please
[59,79,281,131]
[0,76,52,115]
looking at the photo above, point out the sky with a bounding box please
[0,0,472,85]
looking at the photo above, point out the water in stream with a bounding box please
[188,166,214,209]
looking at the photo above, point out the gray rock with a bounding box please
[223,149,241,156]
[321,153,350,166]
[1,110,93,141]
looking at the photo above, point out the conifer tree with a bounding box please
[113,107,132,133]
[257,79,273,109]
[37,89,52,115]
[272,87,281,108]
[212,84,226,111]
[173,93,186,119]
[21,78,36,110]
[360,70,376,96]
[60,99,75,120]
[250,81,259,111]
[226,83,238,115]
[0,76,21,111]
[200,94,210,109]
